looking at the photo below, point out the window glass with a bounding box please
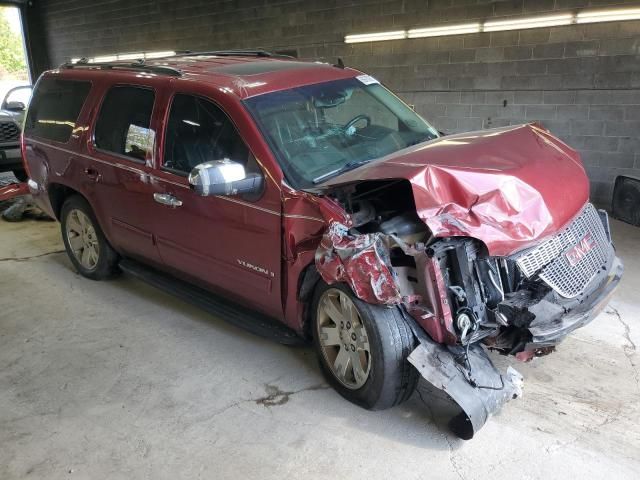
[24,78,91,143]
[243,77,439,188]
[94,86,155,161]
[164,94,249,174]
[322,88,398,131]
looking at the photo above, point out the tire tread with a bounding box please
[312,282,418,411]
[60,195,119,280]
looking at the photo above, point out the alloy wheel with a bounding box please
[316,288,372,389]
[65,209,100,271]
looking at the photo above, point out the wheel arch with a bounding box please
[297,262,322,340]
[48,182,81,220]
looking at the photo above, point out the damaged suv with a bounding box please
[23,52,622,439]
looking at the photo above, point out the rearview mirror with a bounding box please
[188,159,263,196]
[313,91,346,108]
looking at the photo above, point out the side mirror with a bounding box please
[4,101,25,111]
[188,159,263,196]
[2,85,32,111]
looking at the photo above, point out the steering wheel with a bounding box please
[343,114,371,133]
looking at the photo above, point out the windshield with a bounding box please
[243,77,439,188]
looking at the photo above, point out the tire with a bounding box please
[60,195,119,280]
[311,281,418,411]
[12,169,28,182]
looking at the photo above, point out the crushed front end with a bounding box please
[423,203,622,361]
[314,179,622,439]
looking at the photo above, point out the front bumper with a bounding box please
[526,254,623,349]
[0,145,22,169]
[406,233,623,440]
[408,335,523,440]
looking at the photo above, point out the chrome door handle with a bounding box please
[153,193,183,208]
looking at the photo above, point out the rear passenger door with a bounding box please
[85,83,163,265]
[150,92,283,318]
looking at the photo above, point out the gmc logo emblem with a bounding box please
[565,233,596,267]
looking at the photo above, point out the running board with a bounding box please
[119,258,303,346]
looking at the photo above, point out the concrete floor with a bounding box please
[1,208,639,479]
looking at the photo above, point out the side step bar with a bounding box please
[119,258,304,346]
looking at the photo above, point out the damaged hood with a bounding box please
[322,124,589,256]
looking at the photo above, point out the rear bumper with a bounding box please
[0,181,28,202]
[25,178,56,219]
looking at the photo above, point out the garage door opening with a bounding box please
[0,4,29,102]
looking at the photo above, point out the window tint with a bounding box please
[24,78,91,143]
[164,94,249,173]
[94,86,155,161]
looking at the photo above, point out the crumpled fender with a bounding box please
[315,221,402,304]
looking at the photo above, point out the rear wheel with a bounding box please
[312,282,418,410]
[60,195,119,280]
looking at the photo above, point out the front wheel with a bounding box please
[311,282,418,410]
[60,195,119,280]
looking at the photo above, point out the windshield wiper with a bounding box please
[312,159,373,184]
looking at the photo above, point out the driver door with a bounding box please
[150,92,282,317]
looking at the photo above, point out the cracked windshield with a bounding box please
[244,77,439,188]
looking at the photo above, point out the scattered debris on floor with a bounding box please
[0,178,52,222]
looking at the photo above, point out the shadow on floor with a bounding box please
[47,253,466,450]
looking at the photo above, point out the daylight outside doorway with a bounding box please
[0,4,30,104]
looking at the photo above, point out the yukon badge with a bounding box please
[237,259,275,277]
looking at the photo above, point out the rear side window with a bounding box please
[24,78,91,143]
[94,86,155,161]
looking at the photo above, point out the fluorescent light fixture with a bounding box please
[117,52,144,60]
[576,8,640,24]
[144,50,176,59]
[77,50,176,63]
[408,23,480,38]
[344,30,406,43]
[483,13,573,31]
[344,7,640,44]
[92,55,118,62]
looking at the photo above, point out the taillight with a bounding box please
[20,131,31,179]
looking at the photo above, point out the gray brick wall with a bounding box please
[29,0,640,205]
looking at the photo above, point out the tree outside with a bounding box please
[0,6,29,104]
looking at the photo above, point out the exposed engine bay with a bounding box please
[315,179,622,438]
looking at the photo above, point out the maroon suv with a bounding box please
[22,51,622,438]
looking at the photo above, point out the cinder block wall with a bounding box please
[30,0,640,205]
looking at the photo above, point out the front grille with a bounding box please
[515,203,612,298]
[0,122,19,142]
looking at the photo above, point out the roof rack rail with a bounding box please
[175,49,285,58]
[59,59,182,77]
